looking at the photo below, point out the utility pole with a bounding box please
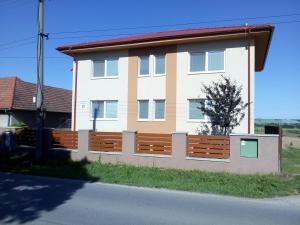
[36,0,45,161]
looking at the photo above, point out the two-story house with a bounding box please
[57,24,273,134]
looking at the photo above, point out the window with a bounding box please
[138,100,149,120]
[106,58,118,76]
[189,50,224,73]
[105,100,118,118]
[91,100,118,119]
[190,52,205,72]
[188,99,205,120]
[139,56,150,76]
[92,58,119,78]
[154,100,165,120]
[154,55,166,75]
[93,61,105,77]
[208,51,224,71]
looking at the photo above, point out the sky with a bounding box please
[0,0,299,119]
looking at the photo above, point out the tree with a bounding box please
[198,76,248,136]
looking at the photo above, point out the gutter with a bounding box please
[247,40,251,134]
[73,60,78,131]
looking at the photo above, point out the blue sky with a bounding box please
[0,0,299,119]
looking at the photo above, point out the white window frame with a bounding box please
[187,99,208,122]
[153,54,166,76]
[153,99,166,121]
[137,99,149,121]
[91,57,119,79]
[138,56,150,77]
[188,49,225,74]
[90,100,118,121]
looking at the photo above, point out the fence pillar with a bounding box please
[77,130,90,160]
[172,132,187,163]
[122,130,136,159]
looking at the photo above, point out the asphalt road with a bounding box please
[0,172,299,225]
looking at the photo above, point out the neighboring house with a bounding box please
[57,24,273,134]
[0,77,72,128]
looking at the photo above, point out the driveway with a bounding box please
[0,172,299,225]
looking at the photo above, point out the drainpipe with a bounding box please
[247,28,251,134]
[73,60,78,131]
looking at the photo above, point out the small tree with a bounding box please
[198,76,248,135]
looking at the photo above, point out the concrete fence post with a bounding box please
[77,130,90,160]
[172,132,188,163]
[122,130,137,159]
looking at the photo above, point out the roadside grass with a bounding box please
[282,148,300,174]
[0,152,299,198]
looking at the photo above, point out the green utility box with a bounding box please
[240,139,258,158]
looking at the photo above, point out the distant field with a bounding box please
[255,122,300,149]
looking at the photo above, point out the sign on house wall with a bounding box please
[79,101,89,113]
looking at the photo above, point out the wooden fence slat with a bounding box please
[187,134,230,159]
[51,130,78,149]
[136,133,172,137]
[89,131,123,152]
[136,133,172,155]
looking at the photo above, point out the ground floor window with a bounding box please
[188,99,205,121]
[91,100,118,119]
[138,100,149,120]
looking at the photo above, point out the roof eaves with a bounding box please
[56,24,273,52]
[260,26,274,71]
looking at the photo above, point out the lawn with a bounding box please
[282,148,300,174]
[0,151,299,198]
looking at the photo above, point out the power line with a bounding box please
[0,56,68,59]
[0,40,36,52]
[1,18,300,51]
[48,20,300,41]
[0,36,36,47]
[49,12,300,35]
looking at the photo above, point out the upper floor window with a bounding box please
[190,52,205,73]
[92,58,119,78]
[208,51,224,71]
[139,56,150,76]
[189,50,224,73]
[154,54,166,75]
[91,100,118,119]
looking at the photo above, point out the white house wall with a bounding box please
[74,50,128,131]
[176,39,255,134]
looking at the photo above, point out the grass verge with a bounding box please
[282,148,300,174]
[0,152,299,198]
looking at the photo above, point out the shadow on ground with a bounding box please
[0,152,97,224]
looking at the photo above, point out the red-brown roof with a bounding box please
[0,77,71,113]
[56,24,273,51]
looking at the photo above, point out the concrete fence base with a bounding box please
[0,129,281,174]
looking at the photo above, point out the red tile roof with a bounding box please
[0,77,16,109]
[56,24,273,51]
[0,77,71,113]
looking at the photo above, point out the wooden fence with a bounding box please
[187,135,230,159]
[51,130,78,149]
[90,132,122,152]
[136,133,172,155]
[16,129,36,146]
